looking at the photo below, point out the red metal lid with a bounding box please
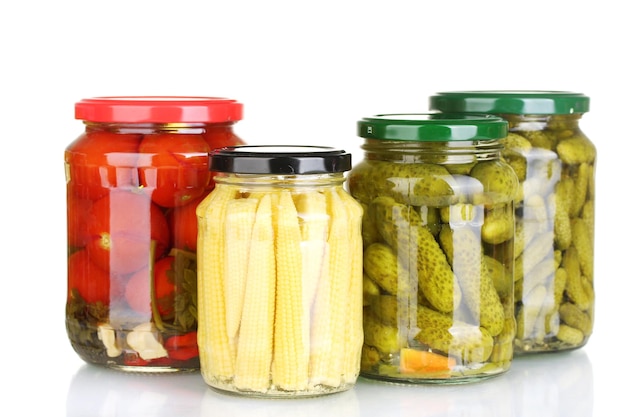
[75,96,243,123]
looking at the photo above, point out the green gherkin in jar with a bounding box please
[430,91,596,354]
[349,113,517,384]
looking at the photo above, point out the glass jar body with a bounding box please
[196,174,363,397]
[501,114,595,354]
[65,121,244,372]
[348,139,518,383]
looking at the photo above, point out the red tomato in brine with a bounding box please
[67,193,93,248]
[202,125,245,151]
[167,195,206,252]
[68,249,121,305]
[86,190,170,275]
[65,131,142,200]
[164,332,199,361]
[138,133,210,208]
[125,256,177,316]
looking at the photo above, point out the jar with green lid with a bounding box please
[348,114,518,384]
[429,91,595,354]
[196,145,364,397]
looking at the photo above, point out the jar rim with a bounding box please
[75,96,243,123]
[357,113,508,142]
[429,91,589,115]
[209,145,352,175]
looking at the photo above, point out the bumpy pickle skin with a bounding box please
[505,154,527,183]
[556,135,596,165]
[363,273,381,307]
[416,305,454,330]
[581,200,594,236]
[366,161,459,207]
[469,160,518,205]
[490,317,516,363]
[363,308,401,355]
[363,242,409,296]
[371,196,462,313]
[481,205,515,245]
[556,324,584,345]
[552,267,568,308]
[502,132,533,153]
[415,205,442,236]
[570,163,591,217]
[361,202,381,247]
[522,130,558,151]
[438,224,505,336]
[415,325,494,364]
[553,183,572,250]
[346,160,376,204]
[571,218,594,280]
[370,294,408,327]
[360,344,382,372]
[483,255,511,299]
[559,302,593,336]
[563,247,591,311]
[371,296,456,331]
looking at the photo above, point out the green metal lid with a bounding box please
[429,91,590,115]
[357,113,508,142]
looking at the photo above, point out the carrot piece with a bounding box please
[399,348,456,373]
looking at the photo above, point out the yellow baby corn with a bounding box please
[198,184,362,395]
[293,191,329,311]
[338,190,364,380]
[309,189,351,387]
[224,198,259,346]
[234,194,276,392]
[272,190,308,391]
[196,186,238,382]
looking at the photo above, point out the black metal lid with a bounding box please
[209,145,352,175]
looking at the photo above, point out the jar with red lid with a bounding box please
[65,96,244,372]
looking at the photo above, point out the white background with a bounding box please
[1,1,623,416]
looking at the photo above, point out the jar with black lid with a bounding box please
[348,114,518,383]
[196,145,364,397]
[430,91,595,354]
[65,96,244,372]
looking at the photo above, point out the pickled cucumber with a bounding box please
[415,325,494,364]
[349,130,520,380]
[363,242,408,296]
[366,161,458,207]
[470,160,518,205]
[438,224,505,336]
[505,116,595,353]
[371,196,461,313]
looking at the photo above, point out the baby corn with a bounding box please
[234,195,275,392]
[197,186,362,395]
[272,190,308,391]
[224,198,259,346]
[196,186,238,382]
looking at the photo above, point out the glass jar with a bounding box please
[348,114,518,384]
[196,145,363,397]
[65,96,245,372]
[429,91,595,354]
